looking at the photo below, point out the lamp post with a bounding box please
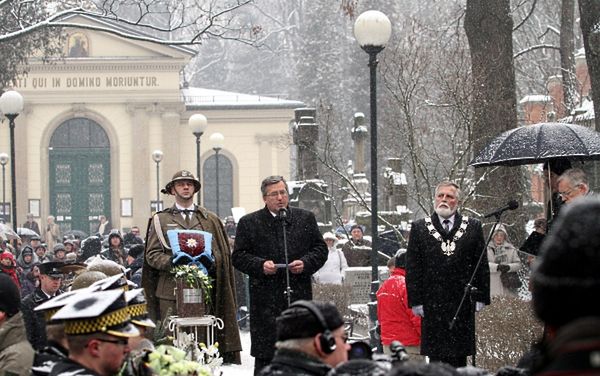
[0,153,8,222]
[188,113,208,205]
[151,150,163,212]
[354,10,392,351]
[0,90,24,233]
[209,133,224,218]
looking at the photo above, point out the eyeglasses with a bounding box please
[558,185,579,198]
[96,337,129,346]
[265,190,288,198]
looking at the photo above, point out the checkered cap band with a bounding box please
[128,303,147,318]
[64,306,131,335]
[44,308,60,322]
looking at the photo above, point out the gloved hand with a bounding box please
[411,305,424,317]
[476,302,485,312]
[199,254,215,271]
[497,264,510,273]
[171,255,189,266]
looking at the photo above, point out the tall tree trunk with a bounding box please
[578,0,600,132]
[465,0,525,231]
[560,0,576,115]
[578,0,600,191]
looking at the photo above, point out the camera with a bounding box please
[348,340,409,365]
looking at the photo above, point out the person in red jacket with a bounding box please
[377,250,422,360]
[0,250,20,289]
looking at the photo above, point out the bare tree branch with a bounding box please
[513,0,538,32]
[514,43,560,59]
[0,0,256,45]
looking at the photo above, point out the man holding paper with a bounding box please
[232,175,327,375]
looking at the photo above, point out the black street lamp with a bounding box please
[209,132,224,218]
[188,113,208,205]
[0,153,8,222]
[354,9,391,350]
[152,150,163,212]
[0,90,24,233]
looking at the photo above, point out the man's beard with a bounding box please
[435,204,456,218]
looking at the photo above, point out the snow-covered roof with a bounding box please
[519,95,552,104]
[557,98,595,123]
[182,87,304,110]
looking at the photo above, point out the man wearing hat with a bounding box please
[52,244,67,262]
[143,170,241,363]
[49,290,138,376]
[0,274,35,375]
[35,244,51,263]
[21,261,65,350]
[259,300,350,375]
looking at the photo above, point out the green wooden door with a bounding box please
[49,118,111,235]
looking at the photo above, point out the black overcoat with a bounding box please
[21,288,63,351]
[406,212,490,358]
[232,206,328,359]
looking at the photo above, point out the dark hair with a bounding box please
[260,175,287,196]
[395,251,407,268]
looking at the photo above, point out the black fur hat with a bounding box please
[531,197,600,328]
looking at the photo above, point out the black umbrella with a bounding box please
[470,122,600,167]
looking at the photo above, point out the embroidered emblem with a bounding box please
[425,216,469,257]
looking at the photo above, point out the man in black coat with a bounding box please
[406,181,490,368]
[21,261,65,350]
[232,176,328,375]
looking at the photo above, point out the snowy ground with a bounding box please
[220,330,254,376]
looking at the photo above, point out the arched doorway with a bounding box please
[49,118,111,234]
[203,153,233,218]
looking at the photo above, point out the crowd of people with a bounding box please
[1,164,600,376]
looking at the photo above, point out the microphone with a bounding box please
[483,200,519,218]
[278,208,288,220]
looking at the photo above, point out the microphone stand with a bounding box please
[449,212,503,367]
[279,210,293,307]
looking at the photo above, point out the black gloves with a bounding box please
[199,254,216,278]
[171,255,189,266]
[497,264,510,273]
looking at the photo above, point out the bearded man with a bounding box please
[405,181,490,367]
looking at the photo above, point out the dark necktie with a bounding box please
[443,219,451,234]
[185,213,191,227]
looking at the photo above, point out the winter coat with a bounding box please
[487,239,522,297]
[143,204,242,363]
[23,220,41,237]
[406,213,490,358]
[100,246,126,266]
[21,287,63,350]
[44,223,61,252]
[341,238,371,267]
[377,268,421,346]
[258,348,332,376]
[232,206,328,359]
[20,270,39,298]
[16,251,39,277]
[0,312,35,376]
[129,255,144,287]
[313,247,348,285]
[0,265,20,290]
[31,341,69,376]
[49,357,101,376]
